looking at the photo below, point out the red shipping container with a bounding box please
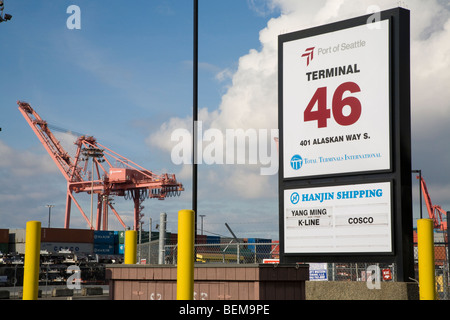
[196,235,207,244]
[109,168,133,183]
[41,228,94,243]
[109,168,153,183]
[0,229,9,243]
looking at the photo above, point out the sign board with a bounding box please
[262,259,280,264]
[309,263,328,281]
[283,19,391,179]
[382,268,392,281]
[278,8,413,281]
[284,182,392,254]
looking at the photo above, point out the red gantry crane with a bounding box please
[18,101,184,231]
[416,174,447,231]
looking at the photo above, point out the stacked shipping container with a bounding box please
[93,231,115,255]
[114,230,125,254]
[9,228,94,254]
[0,229,8,254]
[4,228,277,259]
[8,228,128,256]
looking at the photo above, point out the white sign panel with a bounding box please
[284,182,392,254]
[283,20,390,178]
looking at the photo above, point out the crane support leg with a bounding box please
[68,191,94,229]
[102,197,108,231]
[65,189,72,229]
[133,192,140,231]
[108,203,127,230]
[96,194,102,231]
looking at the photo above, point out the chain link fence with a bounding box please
[428,241,449,300]
[138,240,280,265]
[136,235,450,300]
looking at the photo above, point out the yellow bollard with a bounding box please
[177,209,195,300]
[23,221,41,300]
[124,230,137,264]
[417,219,436,300]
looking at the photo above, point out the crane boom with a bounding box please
[17,101,82,181]
[18,101,184,231]
[417,175,447,231]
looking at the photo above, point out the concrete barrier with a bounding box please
[0,290,10,299]
[305,281,419,300]
[52,288,74,297]
[19,289,42,299]
[82,287,103,296]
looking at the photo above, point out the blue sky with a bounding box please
[1,1,275,152]
[0,0,281,238]
[1,0,450,241]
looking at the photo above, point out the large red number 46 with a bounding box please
[304,81,361,128]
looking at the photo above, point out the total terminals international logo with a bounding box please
[290,154,303,170]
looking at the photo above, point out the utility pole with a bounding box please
[158,212,167,265]
[46,205,54,228]
[193,0,199,244]
[199,215,205,235]
[412,169,423,219]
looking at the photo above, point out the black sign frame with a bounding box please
[278,8,413,282]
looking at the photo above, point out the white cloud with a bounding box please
[411,15,450,126]
[53,131,79,159]
[0,140,59,177]
[247,0,277,16]
[215,68,234,82]
[0,139,68,228]
[147,0,450,210]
